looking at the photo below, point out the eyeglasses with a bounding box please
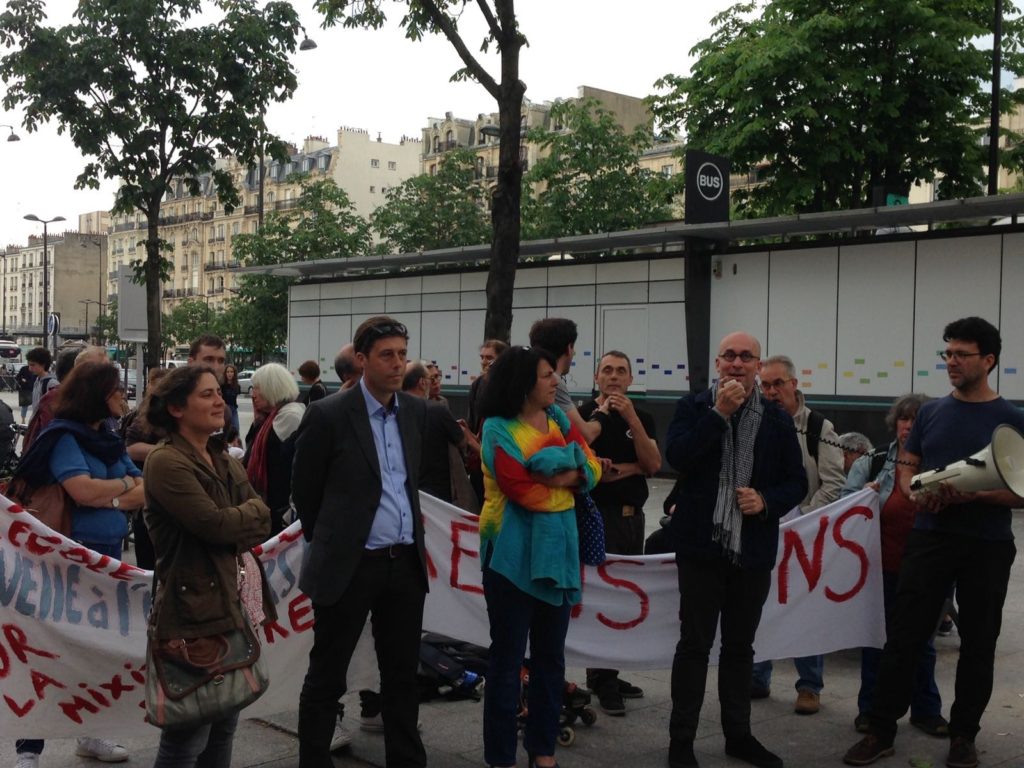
[356,321,408,353]
[760,378,793,390]
[429,374,442,382]
[718,351,759,363]
[938,350,982,362]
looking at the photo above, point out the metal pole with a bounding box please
[42,222,49,352]
[1,253,6,336]
[989,0,1003,195]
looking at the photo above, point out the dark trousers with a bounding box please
[587,504,645,691]
[153,711,239,768]
[859,570,941,718]
[869,530,1015,742]
[298,547,427,768]
[133,510,156,571]
[669,557,771,743]
[482,567,572,767]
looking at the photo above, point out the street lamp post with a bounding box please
[0,125,20,142]
[257,32,316,231]
[78,298,105,343]
[23,214,65,352]
[81,238,105,342]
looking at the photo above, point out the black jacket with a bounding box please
[665,389,807,570]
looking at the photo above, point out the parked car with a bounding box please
[237,369,256,395]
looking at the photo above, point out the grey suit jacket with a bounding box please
[292,385,428,606]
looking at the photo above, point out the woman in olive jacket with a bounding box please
[142,366,276,768]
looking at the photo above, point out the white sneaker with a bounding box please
[15,753,39,768]
[75,738,129,763]
[329,723,353,752]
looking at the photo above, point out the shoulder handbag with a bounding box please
[145,619,269,730]
[4,476,73,537]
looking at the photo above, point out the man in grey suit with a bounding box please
[293,316,429,768]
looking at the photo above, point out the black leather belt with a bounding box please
[363,543,416,559]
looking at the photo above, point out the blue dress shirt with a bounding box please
[359,379,415,548]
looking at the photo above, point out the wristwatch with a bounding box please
[111,496,120,509]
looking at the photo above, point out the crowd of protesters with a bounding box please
[5,312,1021,768]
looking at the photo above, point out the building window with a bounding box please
[661,165,674,177]
[388,161,397,170]
[430,164,437,176]
[432,136,439,153]
[232,222,240,236]
[370,158,380,168]
[369,185,376,193]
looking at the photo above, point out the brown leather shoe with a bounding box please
[794,689,820,715]
[843,734,895,766]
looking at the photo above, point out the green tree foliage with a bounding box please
[229,177,371,362]
[522,99,681,239]
[372,149,490,252]
[314,0,526,342]
[0,0,303,369]
[162,298,213,350]
[649,0,1024,217]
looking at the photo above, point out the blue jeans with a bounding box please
[153,711,239,768]
[859,570,941,718]
[751,655,824,694]
[482,567,571,767]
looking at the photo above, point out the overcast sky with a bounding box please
[0,0,734,245]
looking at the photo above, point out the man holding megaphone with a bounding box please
[845,317,1024,768]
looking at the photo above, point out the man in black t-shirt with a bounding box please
[579,351,662,716]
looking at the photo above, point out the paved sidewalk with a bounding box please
[5,477,1023,767]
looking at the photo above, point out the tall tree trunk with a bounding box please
[483,5,525,345]
[145,216,163,370]
[484,83,525,344]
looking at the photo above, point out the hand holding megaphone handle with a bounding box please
[911,481,978,513]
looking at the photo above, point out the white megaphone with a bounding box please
[910,424,1024,497]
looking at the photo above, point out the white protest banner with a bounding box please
[420,488,885,668]
[0,488,883,737]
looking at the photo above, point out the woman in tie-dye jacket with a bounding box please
[476,345,601,768]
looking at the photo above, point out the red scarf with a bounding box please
[246,407,279,500]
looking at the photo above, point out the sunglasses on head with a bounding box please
[356,322,408,353]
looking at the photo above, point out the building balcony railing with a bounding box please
[205,261,225,272]
[275,199,300,211]
[486,166,498,178]
[113,221,138,232]
[244,205,259,215]
[207,287,225,295]
[207,236,225,244]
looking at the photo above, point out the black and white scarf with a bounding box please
[711,384,763,565]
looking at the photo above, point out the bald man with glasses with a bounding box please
[665,331,807,768]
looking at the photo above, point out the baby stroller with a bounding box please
[518,667,597,747]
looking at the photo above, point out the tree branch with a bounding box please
[475,0,501,40]
[417,0,499,97]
